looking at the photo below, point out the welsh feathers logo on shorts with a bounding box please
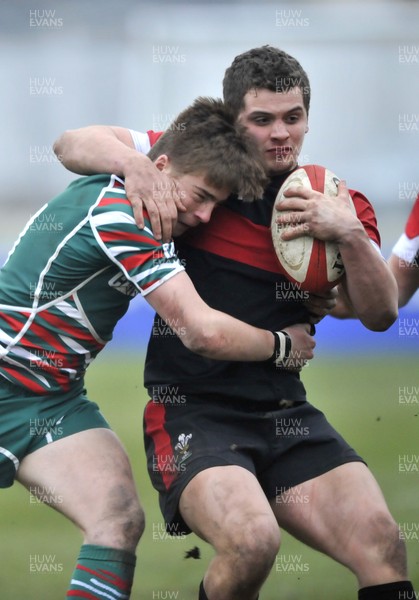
[174,433,192,465]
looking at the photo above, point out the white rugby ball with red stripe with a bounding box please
[271,165,355,294]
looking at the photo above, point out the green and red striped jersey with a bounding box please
[0,174,183,394]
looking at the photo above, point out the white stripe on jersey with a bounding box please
[72,292,107,345]
[0,328,14,344]
[0,353,51,386]
[129,130,151,154]
[0,446,19,471]
[55,299,86,323]
[107,245,145,257]
[4,343,46,363]
[141,266,184,297]
[90,211,136,227]
[130,261,179,284]
[3,203,49,267]
[54,299,106,346]
[59,335,92,357]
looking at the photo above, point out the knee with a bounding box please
[119,496,146,547]
[358,511,407,576]
[88,486,145,551]
[378,515,407,575]
[227,513,281,578]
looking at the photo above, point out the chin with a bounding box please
[269,159,296,176]
[173,224,189,237]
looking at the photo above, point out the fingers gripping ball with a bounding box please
[271,165,355,294]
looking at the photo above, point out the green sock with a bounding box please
[66,544,136,599]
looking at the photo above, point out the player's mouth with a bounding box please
[173,219,200,236]
[266,146,294,158]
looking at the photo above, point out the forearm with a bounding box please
[179,308,276,361]
[339,229,398,330]
[53,125,141,176]
[388,253,419,307]
[147,273,276,361]
[329,285,356,320]
[54,125,181,241]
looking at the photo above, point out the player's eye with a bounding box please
[250,114,272,126]
[286,113,302,124]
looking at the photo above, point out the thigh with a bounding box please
[258,401,363,498]
[271,462,393,563]
[0,383,111,488]
[17,428,139,530]
[180,465,279,551]
[144,396,261,535]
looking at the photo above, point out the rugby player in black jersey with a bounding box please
[55,46,416,600]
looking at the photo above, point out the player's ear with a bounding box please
[305,124,309,134]
[154,154,170,172]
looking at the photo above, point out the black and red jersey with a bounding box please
[392,195,419,265]
[144,172,380,403]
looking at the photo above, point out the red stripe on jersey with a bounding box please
[112,179,125,189]
[184,206,283,273]
[98,196,130,207]
[40,310,101,346]
[147,130,164,146]
[405,196,419,239]
[144,401,177,489]
[119,254,144,273]
[98,229,158,248]
[24,318,69,355]
[0,311,28,334]
[0,365,47,394]
[99,230,152,245]
[184,192,380,270]
[140,277,162,291]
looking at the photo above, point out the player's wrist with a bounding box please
[335,218,365,247]
[120,149,151,178]
[270,330,292,366]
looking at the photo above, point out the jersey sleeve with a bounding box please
[129,129,164,153]
[349,189,381,251]
[392,195,419,264]
[89,176,184,296]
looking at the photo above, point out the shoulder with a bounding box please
[348,188,380,246]
[129,129,164,153]
[405,195,419,239]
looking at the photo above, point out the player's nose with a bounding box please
[195,203,214,224]
[270,120,290,140]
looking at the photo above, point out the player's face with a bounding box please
[171,173,229,237]
[237,87,308,176]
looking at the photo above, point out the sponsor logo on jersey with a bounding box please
[108,272,138,297]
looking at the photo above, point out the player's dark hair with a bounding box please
[223,45,311,118]
[148,97,267,201]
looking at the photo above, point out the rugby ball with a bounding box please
[271,165,355,294]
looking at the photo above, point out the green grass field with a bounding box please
[0,354,417,599]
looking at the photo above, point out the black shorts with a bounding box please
[143,394,364,535]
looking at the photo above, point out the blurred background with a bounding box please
[0,0,418,353]
[0,1,417,598]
